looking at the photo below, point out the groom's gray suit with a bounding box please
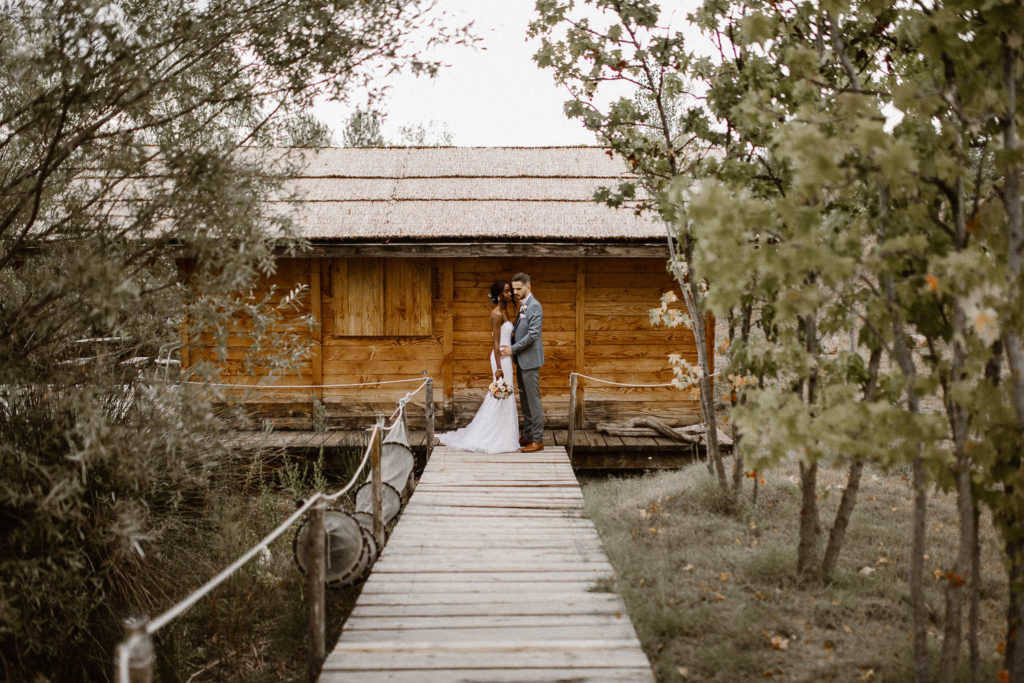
[511,294,545,444]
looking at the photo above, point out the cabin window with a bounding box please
[332,258,432,337]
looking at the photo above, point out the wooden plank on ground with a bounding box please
[321,668,653,682]
[320,445,652,682]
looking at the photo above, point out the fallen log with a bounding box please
[596,416,733,448]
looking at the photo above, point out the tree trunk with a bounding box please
[879,182,931,681]
[730,419,743,496]
[936,448,975,682]
[968,501,980,682]
[1006,532,1024,678]
[795,310,821,578]
[668,230,727,488]
[1001,36,1024,681]
[821,347,881,580]
[691,302,725,487]
[911,452,931,683]
[937,334,976,680]
[820,459,862,580]
[731,301,753,499]
[797,459,821,577]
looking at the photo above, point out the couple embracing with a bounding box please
[439,273,545,454]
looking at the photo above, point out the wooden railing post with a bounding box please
[115,616,154,683]
[423,370,435,461]
[372,415,385,549]
[307,497,326,679]
[567,373,577,460]
[575,377,585,431]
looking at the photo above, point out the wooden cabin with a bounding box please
[184,147,711,441]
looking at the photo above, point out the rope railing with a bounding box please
[567,370,716,459]
[113,375,434,683]
[166,377,430,390]
[385,378,430,423]
[320,379,429,504]
[571,372,676,389]
[160,375,433,434]
[571,370,720,388]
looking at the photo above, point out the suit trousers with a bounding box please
[516,364,543,443]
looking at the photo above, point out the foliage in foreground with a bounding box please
[533,0,1024,677]
[582,463,1008,682]
[0,0,467,678]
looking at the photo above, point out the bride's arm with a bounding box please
[490,310,504,379]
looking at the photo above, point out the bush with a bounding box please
[0,377,237,679]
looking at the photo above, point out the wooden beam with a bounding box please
[298,242,669,259]
[310,258,323,401]
[424,372,435,461]
[440,259,454,428]
[574,259,585,429]
[567,374,577,461]
[307,499,326,674]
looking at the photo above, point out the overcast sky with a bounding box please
[315,1,701,147]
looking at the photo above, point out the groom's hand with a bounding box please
[500,345,512,358]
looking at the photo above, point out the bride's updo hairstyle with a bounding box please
[489,280,510,305]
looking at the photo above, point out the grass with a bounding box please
[580,459,1009,682]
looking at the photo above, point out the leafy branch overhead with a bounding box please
[536,0,1024,679]
[532,0,729,488]
[0,0,470,678]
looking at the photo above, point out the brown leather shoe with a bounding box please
[519,436,529,447]
[520,442,543,453]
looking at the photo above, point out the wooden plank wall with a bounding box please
[186,258,319,427]
[185,256,703,429]
[320,257,444,428]
[450,258,700,428]
[581,259,702,427]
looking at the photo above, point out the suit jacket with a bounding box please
[511,295,545,370]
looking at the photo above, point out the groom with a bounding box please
[501,272,545,453]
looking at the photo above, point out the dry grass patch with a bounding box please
[581,460,1008,682]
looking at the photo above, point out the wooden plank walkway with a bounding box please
[319,445,654,682]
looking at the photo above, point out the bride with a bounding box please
[438,280,520,453]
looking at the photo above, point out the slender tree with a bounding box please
[531,0,729,486]
[684,0,1024,678]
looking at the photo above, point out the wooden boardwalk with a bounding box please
[319,445,654,682]
[230,429,696,469]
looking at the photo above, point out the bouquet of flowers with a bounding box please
[488,378,513,400]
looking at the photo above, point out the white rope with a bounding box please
[145,377,426,634]
[148,421,387,631]
[571,370,721,389]
[147,491,323,634]
[323,424,382,501]
[149,414,401,633]
[143,371,422,633]
[164,377,428,390]
[386,378,430,422]
[571,372,675,388]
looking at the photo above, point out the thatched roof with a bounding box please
[276,147,662,241]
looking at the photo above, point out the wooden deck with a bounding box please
[229,429,698,469]
[318,445,654,682]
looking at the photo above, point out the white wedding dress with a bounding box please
[439,321,520,453]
